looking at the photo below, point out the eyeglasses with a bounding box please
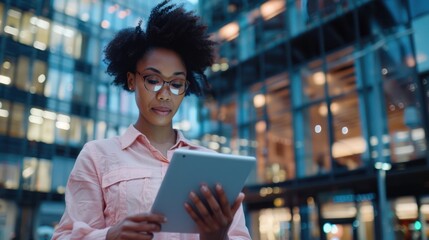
[136,72,189,95]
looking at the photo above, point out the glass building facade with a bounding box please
[198,0,429,239]
[0,0,429,239]
[0,0,201,239]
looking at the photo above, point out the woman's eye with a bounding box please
[171,81,184,89]
[145,77,160,85]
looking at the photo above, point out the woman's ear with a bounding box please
[127,72,135,91]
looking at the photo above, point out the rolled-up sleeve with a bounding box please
[228,204,252,239]
[52,143,110,240]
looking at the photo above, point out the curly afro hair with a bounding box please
[103,0,216,96]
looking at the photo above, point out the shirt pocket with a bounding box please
[102,168,159,222]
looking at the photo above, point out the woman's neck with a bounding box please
[133,121,176,146]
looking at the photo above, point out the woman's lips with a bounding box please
[152,107,171,116]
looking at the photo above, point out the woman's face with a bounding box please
[128,48,187,129]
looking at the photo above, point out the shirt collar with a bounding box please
[119,124,200,150]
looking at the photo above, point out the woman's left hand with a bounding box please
[184,184,244,240]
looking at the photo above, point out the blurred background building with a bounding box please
[0,0,428,239]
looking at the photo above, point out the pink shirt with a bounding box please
[52,125,251,240]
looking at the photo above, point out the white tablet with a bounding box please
[150,148,256,233]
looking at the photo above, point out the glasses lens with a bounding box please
[143,75,163,92]
[169,80,187,95]
[142,74,188,95]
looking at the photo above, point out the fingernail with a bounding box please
[216,184,222,190]
[201,185,208,192]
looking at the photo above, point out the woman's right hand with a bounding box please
[106,213,166,240]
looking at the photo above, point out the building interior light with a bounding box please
[256,120,267,132]
[4,26,19,36]
[260,0,285,20]
[101,20,110,29]
[318,102,340,116]
[0,109,9,118]
[218,22,239,41]
[313,71,326,85]
[33,41,47,51]
[38,74,46,83]
[7,9,21,18]
[253,94,266,108]
[0,75,11,85]
[2,61,11,69]
[332,137,366,158]
[30,17,50,29]
[314,124,322,133]
[80,13,90,22]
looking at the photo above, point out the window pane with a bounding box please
[19,12,35,46]
[37,159,52,192]
[300,103,330,176]
[97,84,108,110]
[1,58,14,86]
[53,0,66,13]
[16,56,30,90]
[27,107,55,143]
[331,94,365,171]
[10,103,25,138]
[22,157,38,191]
[0,99,10,134]
[31,60,47,95]
[109,87,119,113]
[21,157,52,192]
[327,47,356,95]
[4,8,21,40]
[58,71,73,101]
[51,156,74,193]
[301,60,325,103]
[0,3,4,32]
[266,74,295,181]
[0,154,20,189]
[55,113,71,144]
[379,36,427,162]
[34,16,50,51]
[69,116,82,145]
[44,68,59,98]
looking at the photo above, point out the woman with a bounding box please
[52,1,251,239]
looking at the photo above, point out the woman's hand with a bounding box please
[106,213,166,240]
[184,184,245,240]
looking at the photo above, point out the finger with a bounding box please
[201,185,227,226]
[189,191,218,227]
[127,213,167,224]
[184,202,211,232]
[231,192,245,214]
[121,220,162,233]
[215,184,233,218]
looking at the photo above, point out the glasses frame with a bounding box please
[135,71,189,96]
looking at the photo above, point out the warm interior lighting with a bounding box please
[3,61,11,69]
[313,71,325,85]
[260,0,285,20]
[318,102,340,116]
[219,22,239,41]
[4,26,19,36]
[253,94,266,108]
[101,20,110,29]
[0,109,9,118]
[38,74,46,83]
[332,137,367,158]
[256,120,267,132]
[0,75,11,85]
